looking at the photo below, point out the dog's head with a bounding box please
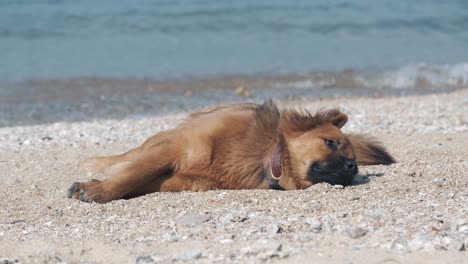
[278,108,395,188]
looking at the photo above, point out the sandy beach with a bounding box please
[0,89,467,263]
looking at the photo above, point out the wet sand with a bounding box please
[0,74,462,127]
[0,89,467,263]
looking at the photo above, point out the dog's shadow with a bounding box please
[351,173,384,186]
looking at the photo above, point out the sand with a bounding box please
[0,89,467,263]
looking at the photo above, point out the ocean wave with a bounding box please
[286,63,468,89]
[1,63,467,105]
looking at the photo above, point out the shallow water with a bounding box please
[1,1,468,79]
[1,0,468,116]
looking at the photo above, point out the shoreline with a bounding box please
[0,89,467,263]
[2,63,467,104]
[0,82,465,128]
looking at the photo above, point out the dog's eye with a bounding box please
[324,139,337,149]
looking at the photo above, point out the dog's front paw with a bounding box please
[67,180,110,203]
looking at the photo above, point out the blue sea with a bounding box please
[1,0,468,104]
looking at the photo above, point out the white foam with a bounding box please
[375,63,468,89]
[287,63,468,89]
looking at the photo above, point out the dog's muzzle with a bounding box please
[307,158,358,186]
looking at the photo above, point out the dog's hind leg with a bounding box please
[121,172,218,199]
[80,148,141,173]
[81,131,173,173]
[68,141,179,203]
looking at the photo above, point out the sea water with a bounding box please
[1,0,468,96]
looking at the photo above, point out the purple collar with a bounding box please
[270,142,282,180]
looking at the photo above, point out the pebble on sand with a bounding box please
[175,214,211,226]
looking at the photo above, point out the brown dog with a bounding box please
[68,100,394,203]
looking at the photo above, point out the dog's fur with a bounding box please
[68,100,395,203]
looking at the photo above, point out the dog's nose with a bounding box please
[344,160,356,170]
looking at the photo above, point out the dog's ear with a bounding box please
[280,108,348,133]
[280,109,315,133]
[315,109,348,128]
[346,134,396,165]
[253,99,281,139]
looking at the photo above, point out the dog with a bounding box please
[67,100,395,203]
